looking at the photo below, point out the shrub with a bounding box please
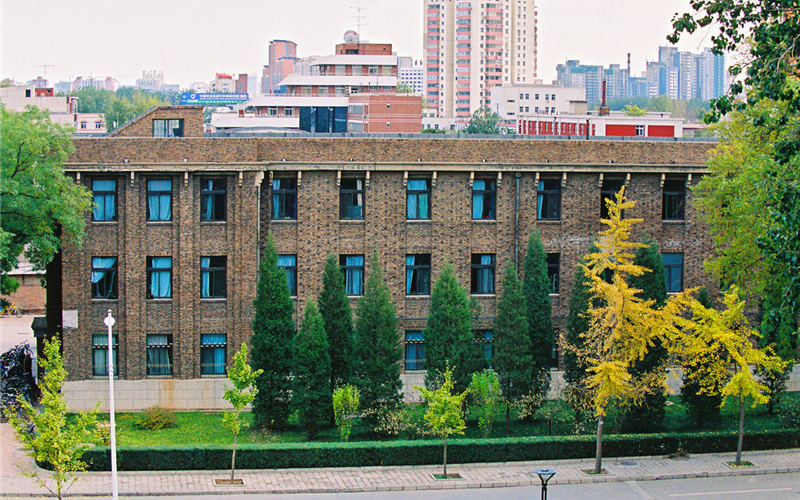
[134,407,176,430]
[332,385,360,442]
[778,399,800,428]
[468,369,501,438]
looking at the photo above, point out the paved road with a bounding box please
[4,472,799,500]
[0,314,36,354]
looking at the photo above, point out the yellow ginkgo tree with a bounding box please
[572,188,666,474]
[663,286,785,466]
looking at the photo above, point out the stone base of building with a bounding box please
[63,364,800,412]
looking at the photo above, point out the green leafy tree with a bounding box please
[468,369,501,438]
[522,229,554,399]
[424,262,480,392]
[7,339,99,500]
[465,108,502,134]
[353,254,403,411]
[623,104,647,117]
[222,343,262,482]
[758,286,797,414]
[250,233,295,430]
[493,264,533,434]
[319,254,354,400]
[664,286,786,465]
[292,300,333,439]
[416,367,468,477]
[0,106,92,295]
[622,239,669,432]
[562,252,595,425]
[332,384,360,442]
[680,287,723,427]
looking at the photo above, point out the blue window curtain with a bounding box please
[345,255,364,295]
[201,334,227,375]
[149,257,172,298]
[479,254,494,294]
[91,257,116,283]
[405,255,415,294]
[277,255,297,295]
[92,180,116,221]
[146,335,172,376]
[404,331,425,370]
[472,180,485,219]
[201,257,210,297]
[407,179,429,219]
[147,180,172,221]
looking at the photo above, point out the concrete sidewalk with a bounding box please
[2,422,799,497]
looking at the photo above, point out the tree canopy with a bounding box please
[0,106,92,295]
[465,108,502,134]
[70,87,171,131]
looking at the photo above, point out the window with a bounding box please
[278,255,297,296]
[146,334,173,377]
[471,253,495,294]
[546,253,560,294]
[340,178,365,220]
[147,179,172,221]
[663,253,684,293]
[407,179,431,220]
[153,119,184,138]
[472,178,496,219]
[91,257,118,299]
[476,329,493,360]
[272,177,297,220]
[92,179,117,221]
[600,178,625,220]
[146,257,172,299]
[635,124,645,136]
[201,256,227,298]
[201,334,227,375]
[340,255,364,296]
[662,179,686,221]
[406,254,431,295]
[537,179,561,220]
[92,334,118,376]
[404,331,425,371]
[200,178,226,221]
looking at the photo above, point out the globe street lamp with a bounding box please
[533,467,556,500]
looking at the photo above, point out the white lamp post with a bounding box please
[103,309,119,500]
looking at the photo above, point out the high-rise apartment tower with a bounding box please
[424,0,538,119]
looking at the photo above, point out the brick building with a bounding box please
[59,106,715,410]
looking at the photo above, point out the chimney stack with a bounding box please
[598,80,610,116]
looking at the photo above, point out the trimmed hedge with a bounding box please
[82,428,800,471]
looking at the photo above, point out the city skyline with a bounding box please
[2,0,717,90]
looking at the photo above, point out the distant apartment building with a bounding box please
[71,76,119,92]
[556,61,629,103]
[0,84,105,134]
[210,74,237,93]
[30,76,48,88]
[262,39,299,95]
[399,66,424,95]
[489,84,585,124]
[424,0,538,119]
[136,70,165,92]
[277,51,398,96]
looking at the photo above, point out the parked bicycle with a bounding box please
[0,299,23,318]
[0,343,38,423]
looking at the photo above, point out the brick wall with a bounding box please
[108,106,204,138]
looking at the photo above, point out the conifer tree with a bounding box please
[522,228,554,397]
[562,253,594,422]
[319,254,354,396]
[292,300,333,439]
[623,239,669,432]
[250,233,295,430]
[353,253,403,411]
[757,287,797,414]
[424,262,480,392]
[493,264,533,434]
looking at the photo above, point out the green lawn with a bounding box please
[97,392,799,447]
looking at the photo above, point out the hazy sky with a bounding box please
[1,0,715,88]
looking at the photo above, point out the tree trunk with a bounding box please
[231,433,238,481]
[443,434,448,477]
[735,395,745,465]
[505,401,511,436]
[594,413,605,474]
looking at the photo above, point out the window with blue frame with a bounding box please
[201,334,227,375]
[472,178,496,220]
[201,256,227,298]
[92,179,117,221]
[272,177,297,220]
[92,334,118,376]
[407,179,431,220]
[146,257,172,299]
[662,253,684,293]
[404,331,425,371]
[278,255,297,296]
[91,257,118,299]
[470,254,495,294]
[147,179,172,221]
[340,178,365,220]
[537,179,561,220]
[339,255,364,296]
[406,254,431,295]
[200,178,226,221]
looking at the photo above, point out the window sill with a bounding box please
[471,294,497,298]
[91,298,119,302]
[662,220,686,224]
[338,219,366,223]
[471,219,497,223]
[201,374,227,379]
[271,218,297,223]
[405,294,431,299]
[91,220,118,225]
[406,219,432,223]
[147,298,173,302]
[346,295,364,299]
[146,375,174,379]
[536,219,561,224]
[200,297,227,302]
[549,293,559,297]
[146,221,173,225]
[200,220,227,225]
